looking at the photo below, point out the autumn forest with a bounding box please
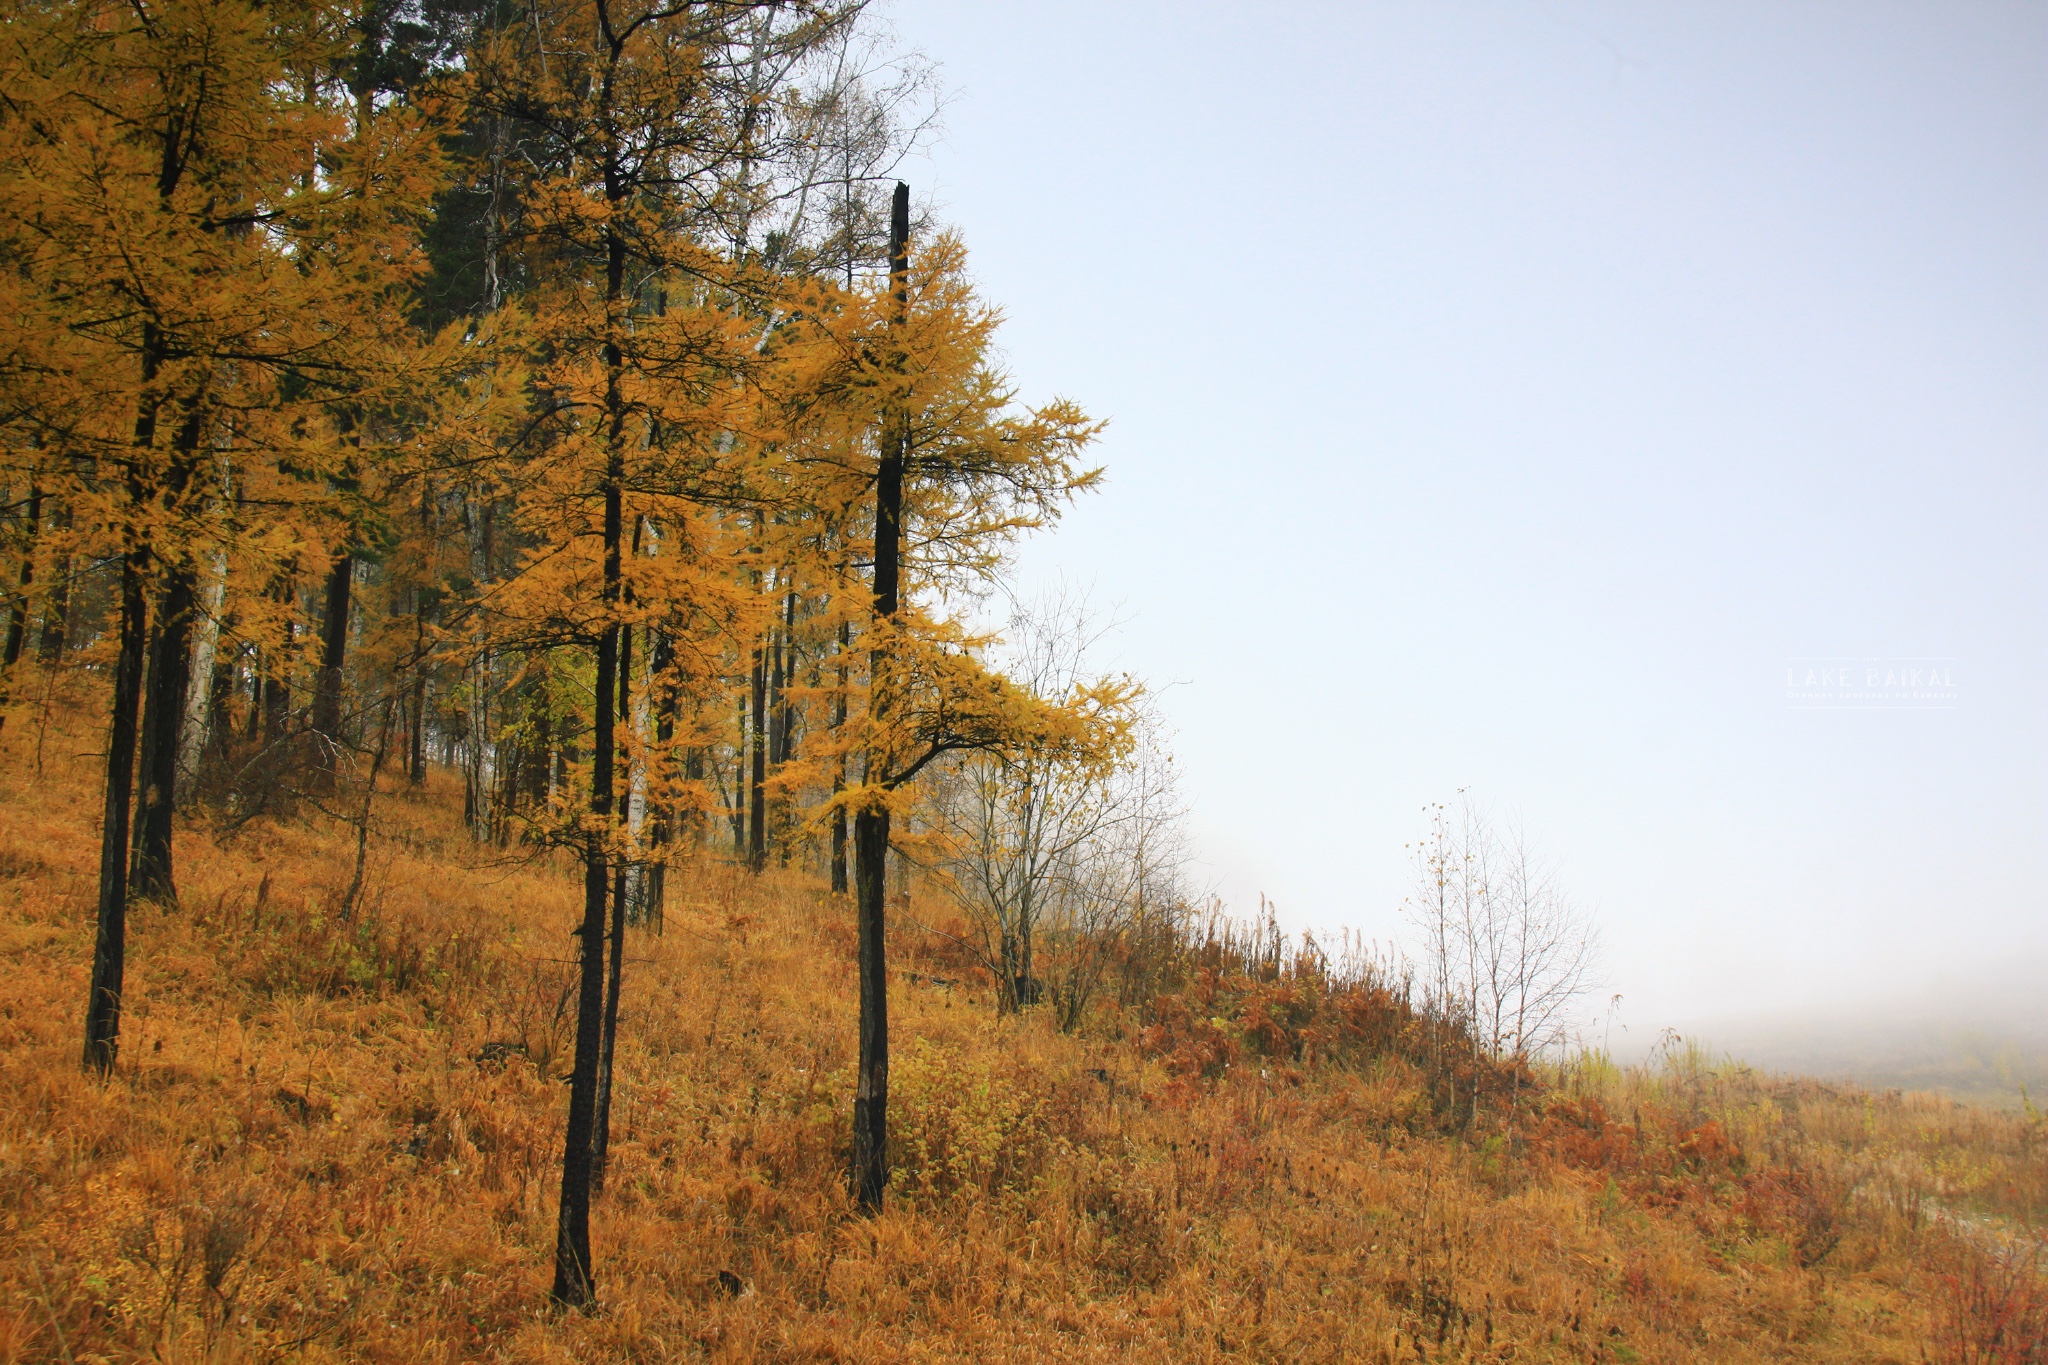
[0,0,2042,1361]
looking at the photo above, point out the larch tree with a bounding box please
[457,0,856,1308]
[780,188,1118,1211]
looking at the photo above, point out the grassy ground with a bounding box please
[1,678,2043,1362]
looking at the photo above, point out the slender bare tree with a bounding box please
[1404,796,1600,1074]
[923,588,1181,1030]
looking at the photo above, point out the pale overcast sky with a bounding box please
[888,0,2046,1033]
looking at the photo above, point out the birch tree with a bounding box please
[1404,797,1601,1105]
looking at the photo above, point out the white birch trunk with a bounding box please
[175,546,228,803]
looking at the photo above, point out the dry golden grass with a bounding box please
[1,679,2043,1362]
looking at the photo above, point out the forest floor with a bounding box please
[1,683,2044,1363]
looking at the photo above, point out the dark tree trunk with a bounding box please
[462,659,488,837]
[773,592,796,765]
[730,696,746,858]
[555,596,615,1304]
[37,503,70,661]
[131,400,210,897]
[521,670,550,810]
[261,572,297,745]
[767,620,784,863]
[768,628,784,763]
[410,576,431,785]
[491,726,520,845]
[644,860,665,935]
[406,478,436,786]
[263,660,291,741]
[85,548,148,1073]
[594,623,632,1189]
[851,181,911,1214]
[410,670,428,784]
[1018,900,1038,1008]
[87,318,171,1073]
[830,809,849,893]
[748,635,767,871]
[552,219,626,1312]
[999,930,1021,1015]
[312,549,354,775]
[595,850,626,1187]
[130,562,195,903]
[3,486,37,668]
[851,804,891,1211]
[831,618,849,894]
[206,638,235,769]
[773,593,798,866]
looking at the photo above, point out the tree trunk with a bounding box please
[747,634,767,871]
[594,624,632,1190]
[261,571,297,745]
[37,503,70,661]
[851,181,911,1214]
[524,693,552,807]
[767,623,782,764]
[555,581,615,1304]
[312,549,354,777]
[831,618,849,894]
[131,560,195,903]
[594,850,626,1188]
[131,403,210,901]
[0,485,37,728]
[999,930,1020,1015]
[246,646,265,741]
[851,804,891,1211]
[774,592,798,866]
[1015,780,1038,1007]
[206,637,236,766]
[90,321,169,1070]
[86,545,149,1073]
[730,695,746,858]
[176,547,226,803]
[774,592,797,765]
[410,669,427,784]
[83,92,197,1035]
[410,575,431,785]
[464,652,489,840]
[646,627,676,933]
[3,486,36,668]
[552,218,627,1311]
[830,806,849,893]
[1018,900,1037,1007]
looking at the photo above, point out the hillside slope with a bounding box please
[1,694,2043,1363]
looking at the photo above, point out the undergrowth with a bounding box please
[0,684,2042,1363]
